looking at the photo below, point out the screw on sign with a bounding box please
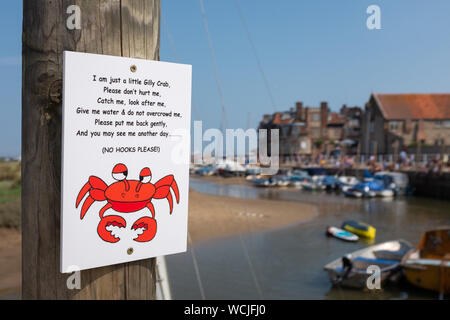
[76,163,180,243]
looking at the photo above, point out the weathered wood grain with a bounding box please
[22,0,160,300]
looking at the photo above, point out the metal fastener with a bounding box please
[127,247,134,255]
[130,65,137,73]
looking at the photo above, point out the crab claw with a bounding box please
[97,215,127,243]
[132,217,157,243]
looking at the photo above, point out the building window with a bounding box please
[312,113,320,122]
[370,122,374,133]
[389,121,400,131]
[312,128,320,138]
[349,119,359,127]
[435,120,442,127]
[444,120,450,128]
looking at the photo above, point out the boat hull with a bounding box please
[327,227,359,242]
[324,240,412,289]
[401,228,450,294]
[402,253,450,293]
[326,269,393,289]
[342,221,376,239]
[403,263,450,293]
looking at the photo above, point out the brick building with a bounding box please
[259,101,363,162]
[361,93,450,155]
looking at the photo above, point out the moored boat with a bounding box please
[342,187,363,198]
[251,177,277,187]
[375,188,395,198]
[402,228,450,296]
[276,176,291,187]
[342,220,376,239]
[337,176,359,188]
[326,226,359,242]
[374,171,411,196]
[324,240,412,289]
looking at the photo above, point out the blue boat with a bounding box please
[343,181,394,198]
[373,172,411,196]
[251,177,277,187]
[322,175,340,191]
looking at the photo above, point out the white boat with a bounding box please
[276,179,290,187]
[342,188,363,198]
[290,180,304,188]
[302,179,325,191]
[324,240,413,289]
[326,227,359,242]
[376,189,395,197]
[338,176,359,187]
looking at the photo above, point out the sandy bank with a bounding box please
[192,175,250,186]
[188,189,317,243]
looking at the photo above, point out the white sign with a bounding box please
[61,51,192,272]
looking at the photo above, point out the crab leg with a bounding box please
[99,203,113,219]
[146,202,155,218]
[80,196,95,219]
[76,176,108,207]
[153,175,180,214]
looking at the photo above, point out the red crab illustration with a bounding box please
[75,163,179,243]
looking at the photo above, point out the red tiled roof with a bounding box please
[373,93,450,120]
[327,113,344,125]
[272,113,294,125]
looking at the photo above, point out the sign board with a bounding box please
[61,51,192,272]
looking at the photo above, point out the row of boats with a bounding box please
[250,168,411,198]
[324,226,450,298]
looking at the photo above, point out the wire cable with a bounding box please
[161,14,202,121]
[199,0,228,131]
[234,0,277,112]
[188,232,207,300]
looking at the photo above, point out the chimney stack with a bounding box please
[320,102,328,131]
[296,102,303,120]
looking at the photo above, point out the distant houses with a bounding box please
[259,101,363,162]
[361,93,450,155]
[259,93,450,163]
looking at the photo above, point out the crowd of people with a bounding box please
[281,148,449,174]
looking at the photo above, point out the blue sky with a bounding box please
[1,0,450,157]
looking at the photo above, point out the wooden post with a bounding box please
[373,141,378,160]
[356,141,361,168]
[416,140,422,169]
[393,140,399,166]
[22,0,161,300]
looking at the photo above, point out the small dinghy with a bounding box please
[251,178,277,187]
[326,226,359,242]
[324,240,413,289]
[342,220,376,239]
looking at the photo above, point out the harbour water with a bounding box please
[166,178,449,299]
